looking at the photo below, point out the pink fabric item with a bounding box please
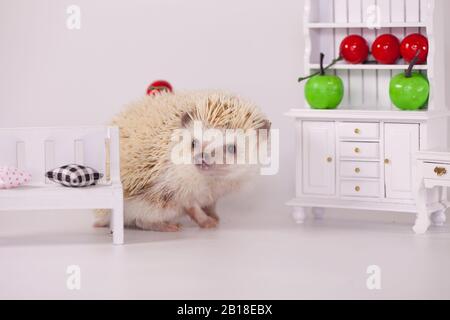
[0,166,32,189]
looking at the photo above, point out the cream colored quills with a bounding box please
[95,91,270,231]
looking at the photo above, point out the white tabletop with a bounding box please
[416,148,450,162]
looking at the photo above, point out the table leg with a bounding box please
[413,179,431,234]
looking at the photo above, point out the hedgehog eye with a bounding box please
[227,144,236,154]
[192,139,200,150]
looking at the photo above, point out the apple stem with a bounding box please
[298,55,343,82]
[406,49,421,78]
[320,53,325,75]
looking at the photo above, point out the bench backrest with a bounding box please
[0,126,120,186]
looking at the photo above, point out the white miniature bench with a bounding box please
[0,126,124,245]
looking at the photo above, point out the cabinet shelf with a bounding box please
[306,22,427,29]
[306,0,430,111]
[285,109,450,121]
[308,64,428,71]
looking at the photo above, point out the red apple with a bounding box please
[372,34,401,64]
[400,33,428,64]
[147,80,173,96]
[340,35,369,64]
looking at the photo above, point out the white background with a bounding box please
[2,0,450,300]
[0,0,449,219]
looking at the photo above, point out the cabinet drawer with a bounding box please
[340,180,380,198]
[340,142,380,160]
[340,161,380,178]
[423,162,450,181]
[338,122,380,140]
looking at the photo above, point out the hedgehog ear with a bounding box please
[181,113,193,128]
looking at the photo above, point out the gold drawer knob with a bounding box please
[355,186,361,192]
[354,128,361,134]
[327,157,333,163]
[384,159,390,165]
[354,147,361,154]
[355,167,361,174]
[435,167,447,177]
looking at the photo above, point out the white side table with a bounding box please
[413,150,450,234]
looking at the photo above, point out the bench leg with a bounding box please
[112,195,124,245]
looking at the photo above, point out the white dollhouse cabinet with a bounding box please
[287,0,449,229]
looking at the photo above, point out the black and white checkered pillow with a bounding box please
[45,164,103,188]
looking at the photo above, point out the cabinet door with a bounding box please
[302,121,336,196]
[384,123,419,200]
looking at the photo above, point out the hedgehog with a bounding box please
[95,91,271,232]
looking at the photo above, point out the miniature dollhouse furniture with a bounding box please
[287,0,449,232]
[413,149,450,234]
[0,126,124,245]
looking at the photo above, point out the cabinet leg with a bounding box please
[431,209,447,227]
[292,207,306,224]
[312,207,325,220]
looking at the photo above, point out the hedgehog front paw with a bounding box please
[199,217,219,229]
[203,205,220,222]
[206,212,220,223]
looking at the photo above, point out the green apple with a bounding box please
[390,50,429,111]
[390,72,429,110]
[305,75,344,109]
[299,53,344,110]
